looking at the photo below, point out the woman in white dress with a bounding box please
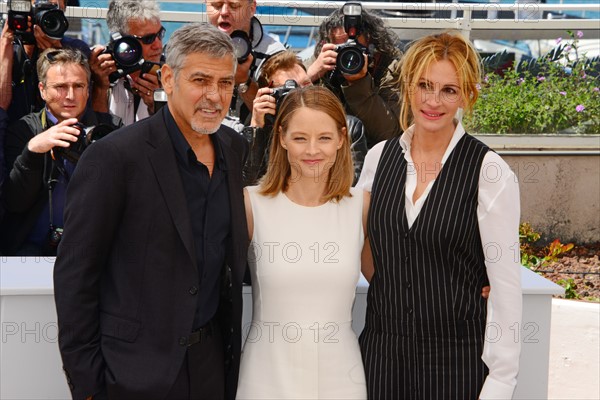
[236,85,368,399]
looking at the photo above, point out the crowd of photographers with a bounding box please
[0,0,402,255]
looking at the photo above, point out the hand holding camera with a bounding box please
[250,87,278,129]
[7,0,69,45]
[27,117,80,154]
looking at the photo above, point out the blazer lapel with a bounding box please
[146,113,196,264]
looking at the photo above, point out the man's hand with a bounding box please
[250,87,276,128]
[481,285,491,299]
[306,43,338,82]
[89,46,116,91]
[132,73,161,115]
[33,24,62,51]
[343,53,369,83]
[27,118,80,154]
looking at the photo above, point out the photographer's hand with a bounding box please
[33,24,62,51]
[250,88,276,129]
[133,73,161,115]
[343,54,368,83]
[27,118,80,154]
[89,46,115,114]
[307,43,338,82]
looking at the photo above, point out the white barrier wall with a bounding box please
[1,257,563,399]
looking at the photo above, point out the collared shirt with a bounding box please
[164,106,231,329]
[109,77,150,126]
[357,121,522,399]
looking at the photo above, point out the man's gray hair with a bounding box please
[107,0,161,34]
[165,23,236,78]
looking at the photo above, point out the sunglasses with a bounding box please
[131,26,166,45]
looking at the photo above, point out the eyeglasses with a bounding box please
[131,26,166,45]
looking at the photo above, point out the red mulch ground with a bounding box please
[531,242,600,301]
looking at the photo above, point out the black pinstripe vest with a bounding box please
[360,133,491,400]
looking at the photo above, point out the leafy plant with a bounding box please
[465,31,600,134]
[557,278,579,299]
[518,223,574,270]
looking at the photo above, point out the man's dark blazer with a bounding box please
[53,107,249,400]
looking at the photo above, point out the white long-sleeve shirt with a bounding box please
[357,121,523,399]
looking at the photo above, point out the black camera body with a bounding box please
[264,79,299,126]
[8,0,69,45]
[333,2,368,76]
[335,40,367,76]
[103,32,162,83]
[54,123,115,164]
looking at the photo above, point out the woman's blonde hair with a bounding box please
[397,31,482,131]
[259,86,353,202]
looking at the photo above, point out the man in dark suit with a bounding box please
[53,23,248,400]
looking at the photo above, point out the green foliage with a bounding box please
[557,278,580,299]
[519,223,574,270]
[464,31,600,134]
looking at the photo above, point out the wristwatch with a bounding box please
[237,76,252,94]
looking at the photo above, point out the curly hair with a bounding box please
[313,7,400,59]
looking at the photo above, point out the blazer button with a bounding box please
[189,286,198,295]
[179,337,187,346]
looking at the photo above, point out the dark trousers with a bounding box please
[166,322,225,400]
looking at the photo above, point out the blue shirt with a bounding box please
[164,106,231,329]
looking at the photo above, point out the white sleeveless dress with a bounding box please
[236,186,367,400]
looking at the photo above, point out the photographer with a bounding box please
[90,0,163,125]
[306,3,402,147]
[0,48,121,255]
[3,0,91,125]
[205,0,285,122]
[243,51,368,186]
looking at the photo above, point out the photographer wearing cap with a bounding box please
[90,0,164,125]
[2,0,91,125]
[243,50,368,186]
[205,0,285,122]
[306,2,402,148]
[0,48,121,255]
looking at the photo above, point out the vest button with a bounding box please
[407,308,413,314]
[189,286,198,295]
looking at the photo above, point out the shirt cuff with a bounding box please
[479,375,517,399]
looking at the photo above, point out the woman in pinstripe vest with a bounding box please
[357,32,522,400]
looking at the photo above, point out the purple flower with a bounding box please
[537,76,546,82]
[593,87,600,92]
[559,91,567,96]
[576,31,584,38]
[556,37,562,44]
[576,104,585,112]
[517,77,525,85]
[475,83,481,91]
[565,45,572,52]
[484,75,489,83]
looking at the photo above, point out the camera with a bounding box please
[230,30,252,64]
[8,0,69,45]
[264,79,299,126]
[53,123,115,164]
[334,2,367,76]
[103,32,162,83]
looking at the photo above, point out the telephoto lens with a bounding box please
[33,1,69,39]
[230,30,252,63]
[336,43,365,75]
